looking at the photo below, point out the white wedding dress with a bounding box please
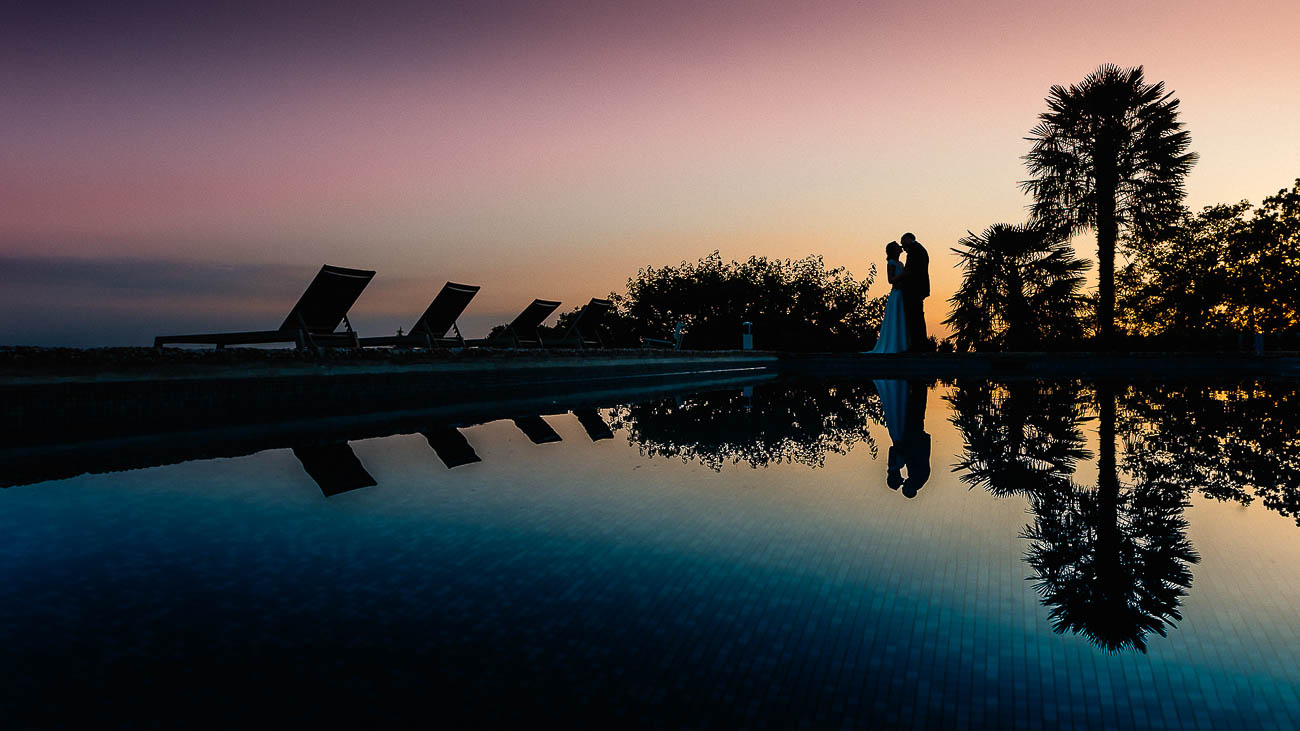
[870,260,909,354]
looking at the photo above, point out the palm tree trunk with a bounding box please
[1096,147,1119,350]
[1007,264,1030,350]
[1098,383,1118,518]
[1095,382,1122,626]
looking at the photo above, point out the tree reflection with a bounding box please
[610,382,883,470]
[1119,383,1300,527]
[946,380,1091,498]
[1021,384,1198,653]
[949,381,1199,652]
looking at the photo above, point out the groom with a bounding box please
[897,232,930,352]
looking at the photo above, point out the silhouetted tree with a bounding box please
[1115,202,1245,338]
[1113,179,1300,344]
[1022,64,1197,348]
[1239,179,1300,334]
[609,252,884,351]
[945,224,1089,351]
[611,381,883,470]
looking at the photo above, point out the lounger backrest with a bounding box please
[509,299,562,332]
[279,264,377,334]
[414,281,480,337]
[562,297,613,340]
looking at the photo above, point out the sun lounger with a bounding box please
[360,281,480,349]
[552,297,613,348]
[292,443,377,497]
[421,427,482,468]
[155,264,375,351]
[573,408,614,441]
[471,298,561,348]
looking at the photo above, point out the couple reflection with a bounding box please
[874,380,931,498]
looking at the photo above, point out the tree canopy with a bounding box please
[612,252,884,351]
[1118,179,1300,339]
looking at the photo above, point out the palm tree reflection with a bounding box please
[946,381,1091,498]
[1022,384,1198,653]
[615,377,1296,653]
[949,381,1199,652]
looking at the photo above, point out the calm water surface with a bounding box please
[3,379,1299,728]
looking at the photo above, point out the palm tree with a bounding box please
[945,223,1089,351]
[1022,64,1197,347]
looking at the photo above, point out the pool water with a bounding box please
[3,379,1298,728]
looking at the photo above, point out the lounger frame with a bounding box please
[552,297,613,349]
[360,281,480,349]
[155,264,374,352]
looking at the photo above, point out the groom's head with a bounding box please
[900,232,917,251]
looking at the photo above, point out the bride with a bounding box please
[869,241,909,354]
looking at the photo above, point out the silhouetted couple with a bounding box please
[869,233,930,354]
[874,379,931,498]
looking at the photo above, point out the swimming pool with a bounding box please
[3,378,1297,727]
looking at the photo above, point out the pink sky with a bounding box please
[2,0,1298,344]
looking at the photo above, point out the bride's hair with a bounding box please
[886,241,902,259]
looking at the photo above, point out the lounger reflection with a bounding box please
[512,416,563,444]
[292,443,377,497]
[572,408,614,441]
[421,427,482,468]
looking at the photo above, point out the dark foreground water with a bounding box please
[3,379,1299,728]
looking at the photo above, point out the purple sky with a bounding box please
[3,0,1298,345]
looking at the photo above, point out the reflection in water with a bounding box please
[572,408,615,442]
[946,380,1091,498]
[291,443,377,497]
[513,416,564,445]
[4,377,1299,726]
[611,382,883,470]
[422,427,482,468]
[6,376,1298,656]
[1120,383,1300,527]
[1024,385,1198,654]
[875,380,931,497]
[948,381,1203,652]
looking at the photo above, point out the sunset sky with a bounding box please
[2,0,1298,345]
